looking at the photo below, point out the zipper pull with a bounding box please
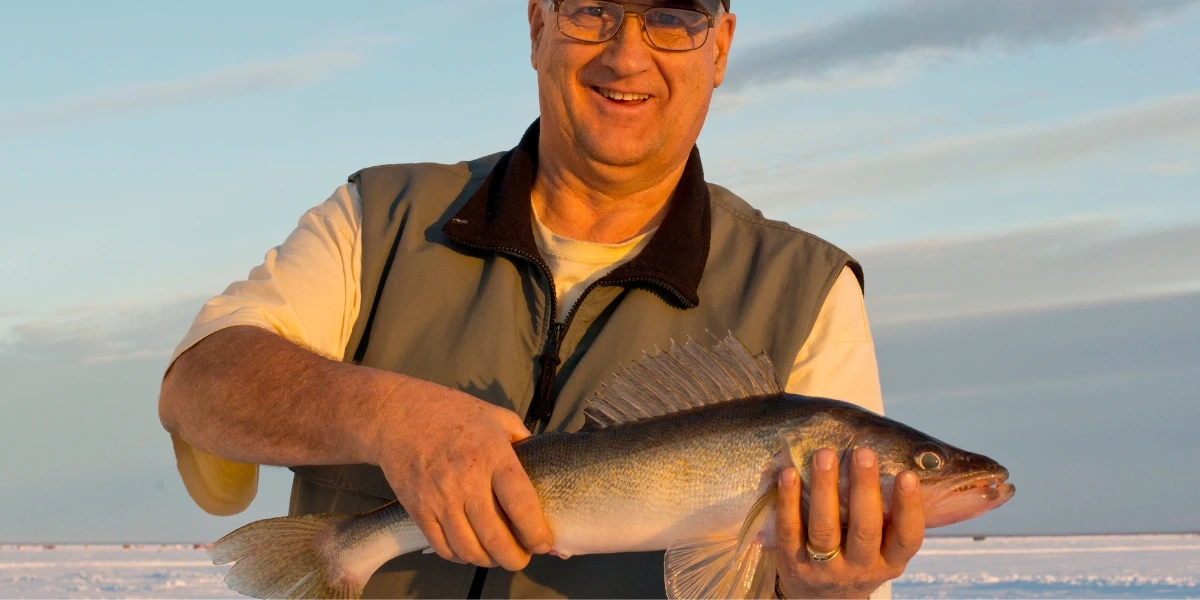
[525,322,565,431]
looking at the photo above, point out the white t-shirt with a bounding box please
[531,211,655,322]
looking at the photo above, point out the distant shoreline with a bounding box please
[4,531,1198,546]
[925,530,1200,539]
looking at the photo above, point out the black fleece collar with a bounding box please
[443,119,711,309]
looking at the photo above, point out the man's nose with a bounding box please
[599,13,654,77]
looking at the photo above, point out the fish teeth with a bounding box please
[598,87,650,102]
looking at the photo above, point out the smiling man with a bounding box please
[158,0,922,598]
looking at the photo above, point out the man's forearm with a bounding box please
[159,325,397,467]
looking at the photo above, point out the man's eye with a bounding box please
[648,12,683,27]
[566,4,610,20]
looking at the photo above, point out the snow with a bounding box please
[894,534,1200,598]
[1,534,1198,598]
[0,544,236,599]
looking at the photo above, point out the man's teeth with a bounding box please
[598,88,650,102]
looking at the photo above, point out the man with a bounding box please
[158,0,925,598]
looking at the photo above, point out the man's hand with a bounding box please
[367,377,554,572]
[775,448,924,599]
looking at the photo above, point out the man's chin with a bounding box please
[574,138,662,170]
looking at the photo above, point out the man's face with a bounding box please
[529,0,736,172]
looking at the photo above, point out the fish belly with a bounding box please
[523,426,779,558]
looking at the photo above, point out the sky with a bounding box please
[0,0,1197,542]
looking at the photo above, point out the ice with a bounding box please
[894,534,1200,598]
[0,544,238,599]
[1,534,1197,598]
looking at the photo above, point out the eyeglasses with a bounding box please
[552,0,716,52]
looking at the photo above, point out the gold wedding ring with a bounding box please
[805,542,841,562]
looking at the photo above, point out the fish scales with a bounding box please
[520,395,792,556]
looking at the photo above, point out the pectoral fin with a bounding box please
[778,416,854,523]
[663,490,779,600]
[777,414,844,482]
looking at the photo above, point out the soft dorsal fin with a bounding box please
[584,333,782,429]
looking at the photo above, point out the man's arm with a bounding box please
[159,325,393,468]
[160,325,553,571]
[158,185,552,571]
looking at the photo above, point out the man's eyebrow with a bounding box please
[626,0,713,10]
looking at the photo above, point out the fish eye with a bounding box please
[916,451,944,470]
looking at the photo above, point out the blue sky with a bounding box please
[1,1,1198,542]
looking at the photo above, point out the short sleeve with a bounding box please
[784,265,884,416]
[168,183,363,366]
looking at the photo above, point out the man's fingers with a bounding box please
[493,456,554,554]
[805,448,843,555]
[441,509,497,568]
[411,513,462,564]
[844,447,883,567]
[775,467,803,566]
[465,497,531,571]
[882,470,925,569]
[494,408,533,443]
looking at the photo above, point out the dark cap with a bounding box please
[695,0,730,14]
[648,0,730,15]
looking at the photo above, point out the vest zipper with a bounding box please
[449,240,691,431]
[524,279,607,429]
[523,274,689,429]
[444,240,563,430]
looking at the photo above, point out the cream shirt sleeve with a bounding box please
[784,266,883,415]
[170,184,363,364]
[784,266,891,600]
[167,183,363,516]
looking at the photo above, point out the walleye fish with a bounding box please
[209,335,1014,599]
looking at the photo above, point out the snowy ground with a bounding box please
[2,534,1198,598]
[895,534,1200,599]
[0,543,231,598]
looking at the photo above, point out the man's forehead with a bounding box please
[624,0,729,15]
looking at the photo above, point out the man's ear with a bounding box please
[529,0,547,71]
[712,12,737,88]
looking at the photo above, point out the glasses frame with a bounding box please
[551,0,717,53]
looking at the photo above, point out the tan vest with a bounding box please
[289,121,861,598]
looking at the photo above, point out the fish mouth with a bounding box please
[951,470,1009,493]
[923,468,1015,528]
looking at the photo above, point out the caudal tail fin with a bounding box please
[208,513,363,599]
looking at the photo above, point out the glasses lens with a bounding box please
[558,0,624,43]
[645,8,710,50]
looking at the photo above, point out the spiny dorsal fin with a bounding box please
[584,333,782,429]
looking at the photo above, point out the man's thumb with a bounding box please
[497,409,533,442]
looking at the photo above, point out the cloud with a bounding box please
[0,295,296,543]
[724,0,1199,92]
[716,52,929,108]
[751,91,1200,205]
[873,291,1200,534]
[1143,162,1195,175]
[0,50,365,139]
[857,217,1200,325]
[0,297,205,365]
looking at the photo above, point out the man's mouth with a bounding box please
[593,86,651,104]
